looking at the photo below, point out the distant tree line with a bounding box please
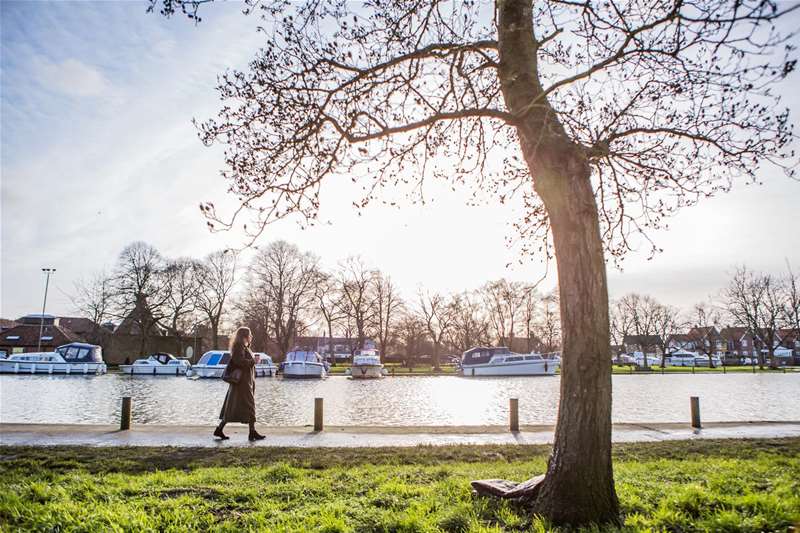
[74,241,236,356]
[74,240,561,363]
[611,263,800,369]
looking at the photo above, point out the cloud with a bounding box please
[32,57,111,97]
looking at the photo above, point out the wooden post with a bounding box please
[314,397,323,431]
[120,397,132,430]
[690,396,701,429]
[509,398,519,432]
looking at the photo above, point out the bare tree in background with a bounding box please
[73,272,114,338]
[537,291,561,353]
[448,291,491,353]
[314,271,346,362]
[112,241,169,355]
[652,303,684,368]
[197,250,237,350]
[482,279,526,347]
[418,291,457,371]
[396,312,428,368]
[784,262,800,331]
[235,290,272,354]
[610,297,634,355]
[154,0,798,524]
[161,258,202,355]
[688,302,724,367]
[724,266,787,368]
[337,257,377,352]
[246,241,319,359]
[372,272,404,357]
[520,285,539,352]
[616,294,663,368]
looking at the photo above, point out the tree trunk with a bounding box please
[496,0,619,525]
[327,322,335,365]
[433,340,441,371]
[211,319,220,350]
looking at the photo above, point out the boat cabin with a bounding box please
[55,343,103,363]
[286,350,322,363]
[197,350,231,366]
[353,350,381,366]
[149,353,179,365]
[461,346,511,365]
[253,352,275,365]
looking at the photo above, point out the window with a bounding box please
[12,347,24,354]
[5,335,20,341]
[506,356,523,362]
[40,336,53,341]
[63,346,80,360]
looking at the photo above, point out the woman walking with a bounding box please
[214,327,265,441]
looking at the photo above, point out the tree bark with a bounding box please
[496,0,619,525]
[211,319,220,350]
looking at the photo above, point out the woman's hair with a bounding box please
[229,326,252,352]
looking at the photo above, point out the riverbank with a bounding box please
[104,363,800,376]
[2,421,799,448]
[1,438,798,531]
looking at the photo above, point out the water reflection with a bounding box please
[1,373,798,426]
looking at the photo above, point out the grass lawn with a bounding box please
[1,439,798,532]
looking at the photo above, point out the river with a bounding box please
[1,373,798,426]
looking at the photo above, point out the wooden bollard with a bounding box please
[120,396,132,430]
[690,396,701,429]
[314,397,323,431]
[509,398,519,432]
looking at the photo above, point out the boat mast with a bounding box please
[37,268,56,352]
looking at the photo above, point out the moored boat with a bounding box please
[346,349,386,379]
[458,346,558,377]
[119,353,191,375]
[0,342,106,375]
[282,349,328,379]
[186,350,278,378]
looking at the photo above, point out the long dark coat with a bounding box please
[219,344,257,424]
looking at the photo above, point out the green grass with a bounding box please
[1,439,798,532]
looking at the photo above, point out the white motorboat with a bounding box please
[667,349,697,367]
[0,342,106,375]
[632,352,662,368]
[459,346,558,377]
[186,350,278,378]
[282,349,328,379]
[346,349,387,379]
[119,353,191,376]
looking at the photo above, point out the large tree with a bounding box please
[155,0,797,525]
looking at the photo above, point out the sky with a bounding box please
[1,1,799,321]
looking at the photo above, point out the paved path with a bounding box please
[1,421,798,448]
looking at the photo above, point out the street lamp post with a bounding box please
[37,268,56,352]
